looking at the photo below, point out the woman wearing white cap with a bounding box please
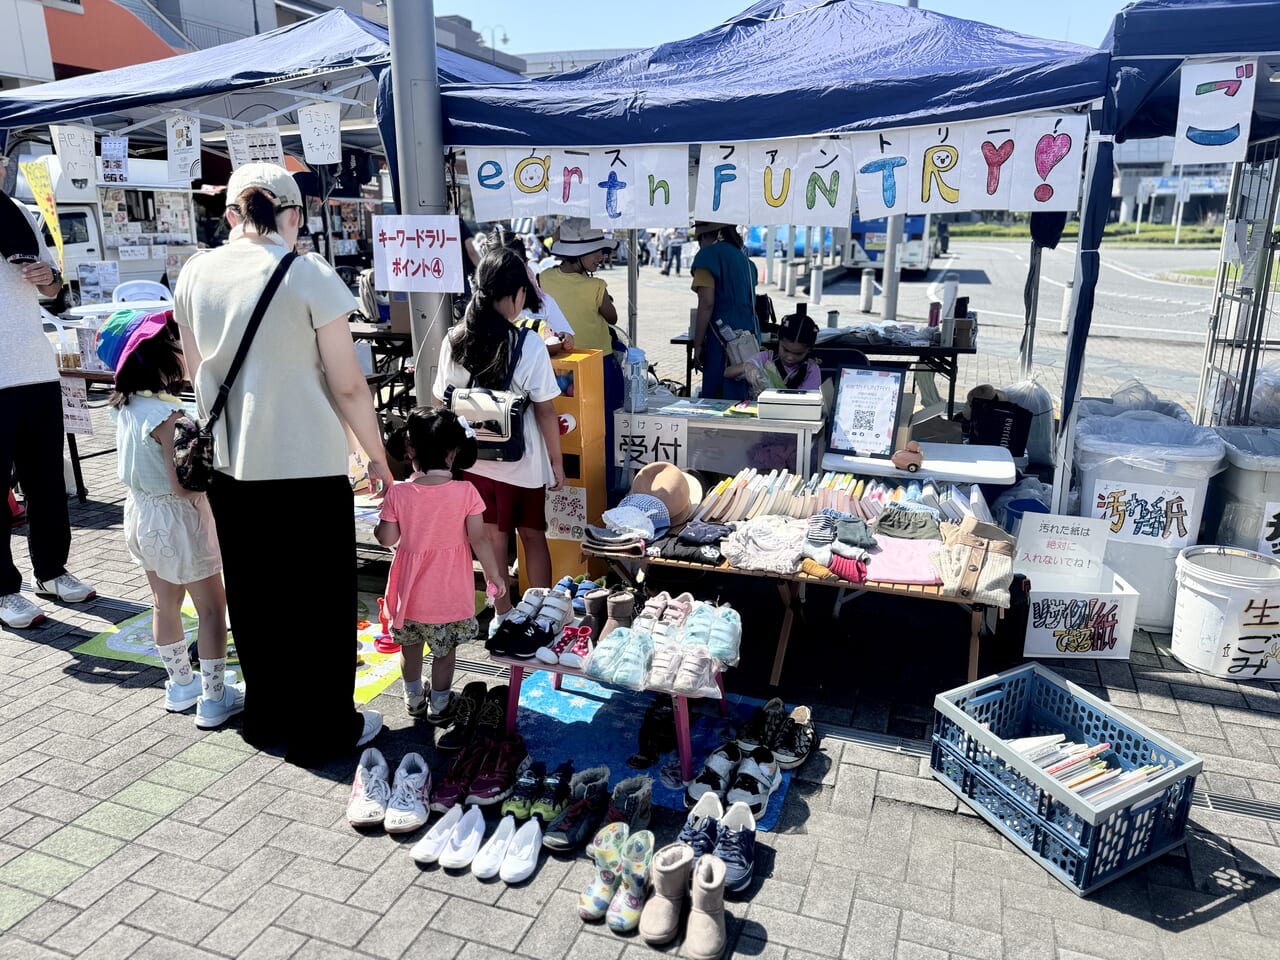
[175,162,389,766]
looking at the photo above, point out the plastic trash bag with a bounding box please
[1077,379,1192,423]
[1074,410,1226,476]
[1000,378,1055,466]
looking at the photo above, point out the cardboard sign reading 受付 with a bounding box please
[372,215,464,293]
[1015,514,1109,578]
[614,412,689,470]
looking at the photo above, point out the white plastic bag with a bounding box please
[1000,378,1055,466]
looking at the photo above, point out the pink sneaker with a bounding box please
[559,629,594,670]
[536,625,584,665]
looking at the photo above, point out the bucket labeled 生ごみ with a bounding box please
[1170,545,1280,681]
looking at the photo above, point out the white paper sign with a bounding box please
[467,147,514,221]
[1015,514,1110,578]
[1257,500,1280,556]
[850,130,909,220]
[551,149,592,217]
[298,102,342,165]
[506,147,554,218]
[792,138,855,227]
[226,127,284,169]
[101,137,129,184]
[1008,114,1088,212]
[1173,58,1257,165]
[545,483,589,541]
[372,214,464,293]
[588,148,638,228]
[167,113,202,182]
[1090,479,1197,548]
[960,119,1017,210]
[50,124,96,193]
[632,146,690,227]
[747,140,799,223]
[615,412,689,470]
[693,143,750,224]
[60,377,93,435]
[75,261,119,305]
[830,367,904,457]
[906,125,967,215]
[116,245,152,261]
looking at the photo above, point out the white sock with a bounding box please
[158,642,194,685]
[199,658,226,702]
[404,678,424,698]
[430,689,452,712]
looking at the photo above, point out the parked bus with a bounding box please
[843,212,939,278]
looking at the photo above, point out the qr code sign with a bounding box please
[849,409,875,432]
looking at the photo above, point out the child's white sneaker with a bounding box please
[385,752,432,834]
[164,676,202,712]
[347,747,391,828]
[195,681,246,729]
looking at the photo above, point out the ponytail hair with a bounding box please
[229,186,282,235]
[451,248,539,388]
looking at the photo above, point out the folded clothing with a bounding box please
[835,517,876,550]
[874,506,943,541]
[722,515,807,575]
[932,515,1016,607]
[806,515,837,544]
[867,534,943,585]
[650,537,723,565]
[679,520,729,545]
[800,558,838,579]
[584,524,646,558]
[827,553,868,583]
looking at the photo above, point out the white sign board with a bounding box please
[116,245,152,261]
[1090,479,1197,548]
[1173,58,1257,165]
[372,215,464,293]
[60,377,93,435]
[50,124,96,195]
[1024,567,1138,661]
[614,412,689,470]
[76,261,120,305]
[1015,514,1110,579]
[101,137,129,184]
[225,128,284,169]
[76,328,110,373]
[167,113,202,182]
[829,367,904,458]
[298,102,342,165]
[546,483,589,541]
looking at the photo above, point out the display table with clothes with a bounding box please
[581,463,1020,685]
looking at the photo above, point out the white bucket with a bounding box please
[1170,545,1280,681]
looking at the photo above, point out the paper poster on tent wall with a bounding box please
[960,120,1016,209]
[746,140,799,223]
[631,146,689,227]
[506,148,555,217]
[225,128,284,170]
[101,137,129,185]
[552,149,592,217]
[1173,58,1257,165]
[1008,115,1087,212]
[791,138,855,227]
[588,147,638,227]
[907,125,966,215]
[167,114,201,183]
[50,125,97,199]
[299,102,342,165]
[850,131,908,220]
[693,143,750,224]
[467,148,514,221]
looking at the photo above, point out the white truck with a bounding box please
[13,154,199,307]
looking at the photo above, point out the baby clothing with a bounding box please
[931,516,1016,607]
[380,477,485,628]
[875,506,943,541]
[866,534,943,585]
[112,394,221,585]
[722,515,808,575]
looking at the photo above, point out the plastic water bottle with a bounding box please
[626,347,648,413]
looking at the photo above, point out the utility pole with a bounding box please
[387,0,448,403]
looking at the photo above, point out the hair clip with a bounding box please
[455,415,476,439]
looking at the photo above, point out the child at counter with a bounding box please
[725,307,822,396]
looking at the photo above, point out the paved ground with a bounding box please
[4,281,1280,957]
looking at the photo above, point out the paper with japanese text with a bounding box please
[614,412,689,470]
[372,215,464,293]
[1015,514,1109,579]
[1090,479,1196,548]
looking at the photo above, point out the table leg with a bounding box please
[66,433,87,504]
[769,580,800,686]
[684,343,693,396]
[967,607,983,682]
[714,673,728,717]
[947,356,958,418]
[505,666,524,735]
[672,694,694,783]
[552,672,563,692]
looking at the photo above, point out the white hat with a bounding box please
[550,217,618,257]
[226,161,302,210]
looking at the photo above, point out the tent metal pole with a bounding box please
[1021,240,1042,376]
[387,0,448,407]
[881,214,903,321]
[627,228,639,345]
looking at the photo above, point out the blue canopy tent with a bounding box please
[420,0,1109,149]
[1055,0,1280,504]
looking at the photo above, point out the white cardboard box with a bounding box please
[1022,565,1138,661]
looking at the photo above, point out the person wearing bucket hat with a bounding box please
[174,161,389,765]
[690,219,759,401]
[98,308,244,729]
[0,187,97,630]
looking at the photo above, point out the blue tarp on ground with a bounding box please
[422,0,1109,148]
[0,9,521,130]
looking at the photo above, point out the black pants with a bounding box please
[1,381,70,595]
[209,472,362,766]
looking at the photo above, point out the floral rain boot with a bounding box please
[606,828,655,933]
[578,821,630,921]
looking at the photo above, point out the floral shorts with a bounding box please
[390,617,477,657]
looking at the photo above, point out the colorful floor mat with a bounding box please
[513,670,791,831]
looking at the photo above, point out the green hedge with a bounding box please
[947,222,1221,245]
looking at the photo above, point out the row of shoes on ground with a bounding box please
[410,804,541,883]
[580,821,728,959]
[163,673,246,730]
[685,740,783,818]
[348,748,433,833]
[678,794,757,895]
[739,697,817,770]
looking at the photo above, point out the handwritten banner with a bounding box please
[1173,58,1257,166]
[50,124,96,198]
[1090,479,1196,549]
[467,114,1089,226]
[299,102,342,165]
[20,159,62,273]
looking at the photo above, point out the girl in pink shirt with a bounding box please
[376,409,507,722]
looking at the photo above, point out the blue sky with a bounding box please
[438,1,1132,56]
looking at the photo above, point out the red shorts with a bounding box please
[464,472,547,533]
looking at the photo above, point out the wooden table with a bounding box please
[588,549,990,687]
[488,651,727,783]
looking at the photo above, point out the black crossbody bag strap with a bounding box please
[205,251,298,428]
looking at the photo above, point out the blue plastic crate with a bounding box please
[930,663,1202,896]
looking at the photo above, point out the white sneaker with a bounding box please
[437,805,486,869]
[384,753,432,834]
[356,709,383,747]
[0,592,46,629]
[411,803,462,864]
[724,746,783,819]
[34,573,95,603]
[347,748,391,828]
[194,682,245,728]
[471,813,517,879]
[499,817,543,884]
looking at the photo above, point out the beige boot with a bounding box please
[599,591,634,641]
[639,842,694,946]
[684,854,727,960]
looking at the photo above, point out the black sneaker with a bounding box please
[436,681,487,752]
[773,705,817,770]
[473,684,509,742]
[501,760,545,820]
[737,697,786,752]
[530,760,574,822]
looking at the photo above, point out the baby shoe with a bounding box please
[647,641,683,691]
[488,588,548,655]
[579,821,630,921]
[658,592,696,628]
[673,645,717,697]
